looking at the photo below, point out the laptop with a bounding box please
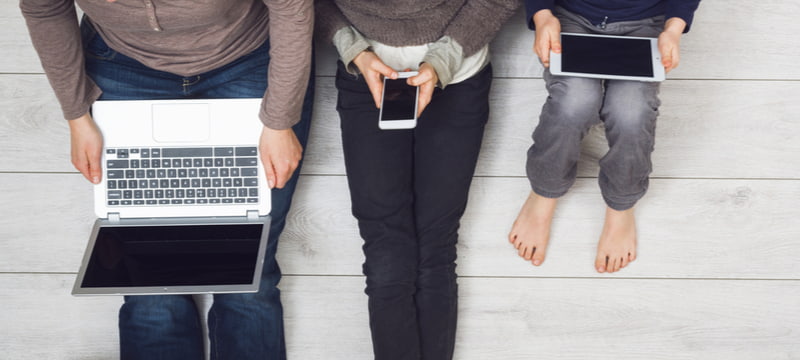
[72,98,272,296]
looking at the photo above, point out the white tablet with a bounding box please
[550,33,665,82]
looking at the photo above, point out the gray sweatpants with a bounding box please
[527,7,666,210]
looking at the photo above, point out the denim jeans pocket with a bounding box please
[80,17,117,60]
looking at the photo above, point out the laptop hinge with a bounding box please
[107,213,121,224]
[247,210,259,221]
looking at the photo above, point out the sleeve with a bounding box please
[665,0,701,33]
[421,36,463,88]
[314,0,352,45]
[20,0,103,121]
[524,0,555,30]
[332,26,371,74]
[260,0,314,130]
[442,0,521,57]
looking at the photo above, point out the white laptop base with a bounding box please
[73,98,272,296]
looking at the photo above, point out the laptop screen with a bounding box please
[80,223,263,288]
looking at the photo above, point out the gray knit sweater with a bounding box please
[316,0,520,58]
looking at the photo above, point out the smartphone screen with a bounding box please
[381,78,417,121]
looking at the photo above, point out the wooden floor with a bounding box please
[2,1,799,359]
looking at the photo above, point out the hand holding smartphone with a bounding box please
[378,71,419,130]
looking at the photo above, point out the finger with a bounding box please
[417,83,434,117]
[407,71,433,87]
[371,60,398,80]
[262,157,276,189]
[365,75,384,108]
[87,147,103,184]
[538,39,551,66]
[550,32,562,54]
[72,152,92,183]
[273,160,299,189]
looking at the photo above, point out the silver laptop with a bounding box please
[72,98,272,296]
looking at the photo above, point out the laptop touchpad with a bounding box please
[152,103,210,143]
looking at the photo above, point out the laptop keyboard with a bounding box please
[104,146,259,206]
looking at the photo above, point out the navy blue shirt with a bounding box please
[525,0,700,32]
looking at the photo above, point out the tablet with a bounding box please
[550,33,665,82]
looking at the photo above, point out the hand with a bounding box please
[407,63,439,117]
[532,9,562,67]
[658,18,687,73]
[352,50,398,108]
[259,126,302,189]
[68,112,104,184]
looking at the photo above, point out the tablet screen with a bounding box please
[80,224,263,288]
[561,34,654,77]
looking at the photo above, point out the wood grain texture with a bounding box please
[3,76,799,178]
[3,174,798,279]
[5,3,800,80]
[1,274,798,360]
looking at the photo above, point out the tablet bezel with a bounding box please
[549,33,665,82]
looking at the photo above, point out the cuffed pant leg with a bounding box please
[526,70,604,197]
[598,80,661,210]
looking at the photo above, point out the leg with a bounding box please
[82,20,208,359]
[335,62,420,360]
[594,79,660,273]
[412,65,492,360]
[119,295,205,360]
[512,70,604,265]
[202,42,315,359]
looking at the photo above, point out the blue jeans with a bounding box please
[526,8,663,210]
[81,19,314,360]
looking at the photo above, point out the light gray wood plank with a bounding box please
[5,3,800,80]
[4,75,800,179]
[2,274,798,360]
[2,174,798,279]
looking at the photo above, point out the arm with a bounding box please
[320,2,399,112]
[21,0,104,184]
[530,8,561,68]
[259,0,313,188]
[659,0,700,72]
[658,17,687,73]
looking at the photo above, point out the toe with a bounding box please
[532,248,545,266]
[519,245,530,260]
[595,254,607,273]
[620,256,629,269]
[607,257,618,273]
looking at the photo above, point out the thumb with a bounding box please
[88,152,103,184]
[263,157,276,189]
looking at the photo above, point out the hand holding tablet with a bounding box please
[549,33,666,82]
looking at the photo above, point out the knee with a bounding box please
[541,77,604,130]
[602,85,660,136]
[120,295,196,324]
[363,258,417,300]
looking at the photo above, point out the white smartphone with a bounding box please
[378,71,419,130]
[550,33,665,82]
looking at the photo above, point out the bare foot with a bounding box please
[508,191,558,266]
[595,206,638,273]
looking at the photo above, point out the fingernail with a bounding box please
[268,179,274,189]
[93,176,100,184]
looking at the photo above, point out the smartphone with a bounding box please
[378,71,419,130]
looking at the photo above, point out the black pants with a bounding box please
[335,62,492,360]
